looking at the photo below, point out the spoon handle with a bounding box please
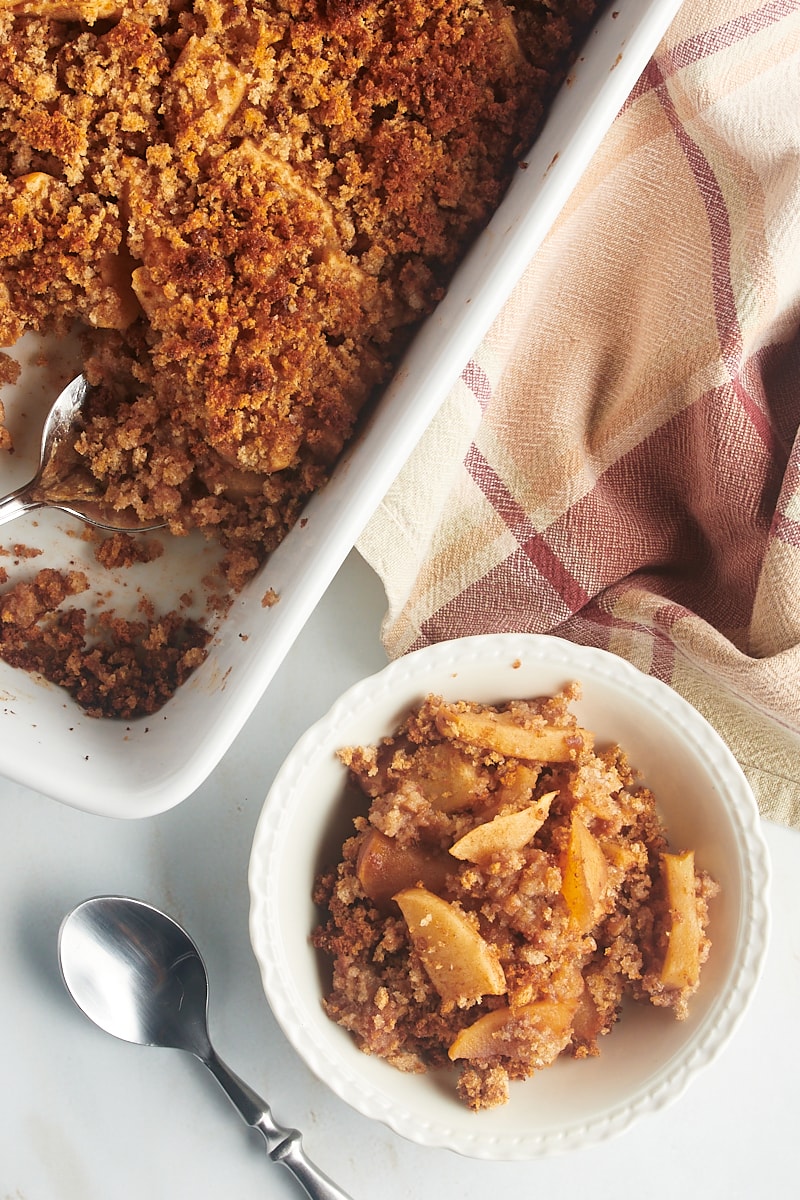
[204,1050,353,1200]
[270,1130,354,1200]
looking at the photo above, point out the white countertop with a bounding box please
[1,548,796,1199]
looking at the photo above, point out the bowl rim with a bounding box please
[248,632,771,1159]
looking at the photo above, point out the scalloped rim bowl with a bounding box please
[248,633,770,1159]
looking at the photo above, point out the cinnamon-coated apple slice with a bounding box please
[410,741,490,812]
[448,997,576,1062]
[433,700,587,762]
[561,811,609,932]
[449,792,556,862]
[394,886,506,1005]
[356,829,452,911]
[659,850,702,990]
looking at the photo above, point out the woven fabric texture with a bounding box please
[357,0,800,826]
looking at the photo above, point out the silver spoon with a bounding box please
[58,895,351,1200]
[0,375,164,532]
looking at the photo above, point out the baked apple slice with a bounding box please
[448,997,575,1062]
[659,850,702,990]
[356,828,452,911]
[410,741,489,812]
[394,886,506,1005]
[561,812,609,932]
[449,792,556,862]
[433,700,586,762]
[490,762,542,812]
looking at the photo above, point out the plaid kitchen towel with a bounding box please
[357,0,800,827]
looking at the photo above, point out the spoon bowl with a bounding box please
[59,895,211,1055]
[58,896,350,1200]
[0,375,165,533]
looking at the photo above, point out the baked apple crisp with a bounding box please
[312,687,718,1110]
[0,0,600,713]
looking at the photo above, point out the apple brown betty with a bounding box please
[0,1,599,714]
[312,687,719,1110]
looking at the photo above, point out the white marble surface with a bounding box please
[1,548,796,1199]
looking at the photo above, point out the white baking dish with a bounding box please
[0,0,684,816]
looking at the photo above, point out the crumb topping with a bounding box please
[312,689,718,1109]
[0,0,599,712]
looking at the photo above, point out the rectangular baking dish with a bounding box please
[0,0,683,816]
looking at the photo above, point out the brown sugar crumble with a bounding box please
[93,531,165,569]
[312,688,718,1110]
[0,354,20,389]
[0,564,210,716]
[0,0,600,713]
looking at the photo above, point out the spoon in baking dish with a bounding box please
[58,895,351,1200]
[0,374,165,532]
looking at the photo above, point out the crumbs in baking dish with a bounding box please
[0,556,210,717]
[312,688,718,1109]
[0,1,600,712]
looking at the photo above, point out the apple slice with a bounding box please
[356,829,452,911]
[659,850,702,990]
[410,741,489,812]
[433,700,584,762]
[448,998,575,1061]
[394,887,506,1005]
[561,812,609,932]
[449,792,556,862]
[491,762,541,811]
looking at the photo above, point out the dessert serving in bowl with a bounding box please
[248,633,770,1159]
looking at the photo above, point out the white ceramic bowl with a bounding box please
[248,633,770,1159]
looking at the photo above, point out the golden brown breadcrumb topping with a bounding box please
[0,0,599,712]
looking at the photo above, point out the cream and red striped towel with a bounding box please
[357,0,800,827]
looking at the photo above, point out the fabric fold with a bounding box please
[357,0,800,825]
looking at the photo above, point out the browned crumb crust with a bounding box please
[0,0,600,555]
[0,354,20,388]
[0,352,20,447]
[1,541,42,559]
[312,690,718,1109]
[93,530,164,569]
[0,565,209,716]
[0,0,599,713]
